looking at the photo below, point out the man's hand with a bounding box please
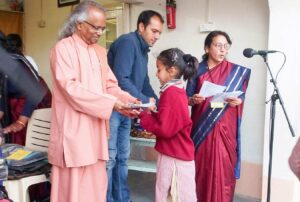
[114,100,140,118]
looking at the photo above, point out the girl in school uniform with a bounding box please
[139,48,198,202]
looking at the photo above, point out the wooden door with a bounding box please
[0,10,23,37]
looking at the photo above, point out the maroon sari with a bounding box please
[9,98,27,145]
[186,60,250,202]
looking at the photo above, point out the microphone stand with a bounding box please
[261,54,295,202]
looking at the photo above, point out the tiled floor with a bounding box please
[128,170,260,202]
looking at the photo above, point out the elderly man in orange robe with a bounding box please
[48,1,138,201]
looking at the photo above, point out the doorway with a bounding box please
[98,2,129,49]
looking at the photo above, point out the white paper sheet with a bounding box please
[199,81,226,98]
[211,91,244,103]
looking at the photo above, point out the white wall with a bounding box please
[23,0,269,199]
[131,0,269,160]
[129,0,269,198]
[261,0,300,201]
[24,0,73,86]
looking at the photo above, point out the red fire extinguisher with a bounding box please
[166,0,176,29]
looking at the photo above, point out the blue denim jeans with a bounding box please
[107,111,131,202]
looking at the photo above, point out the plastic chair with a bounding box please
[3,108,51,202]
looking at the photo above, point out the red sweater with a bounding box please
[139,86,194,161]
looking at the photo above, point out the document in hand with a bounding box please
[199,81,226,97]
[128,102,155,109]
[211,91,244,103]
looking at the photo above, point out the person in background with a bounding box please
[0,31,10,134]
[186,30,251,202]
[0,32,39,145]
[289,137,300,180]
[0,40,45,106]
[139,48,198,202]
[6,34,39,73]
[3,32,52,201]
[0,31,47,201]
[49,1,139,201]
[0,31,45,113]
[106,10,164,202]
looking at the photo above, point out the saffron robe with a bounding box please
[186,60,251,202]
[49,33,136,202]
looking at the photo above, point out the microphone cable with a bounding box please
[274,51,286,83]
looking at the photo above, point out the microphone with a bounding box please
[243,48,277,58]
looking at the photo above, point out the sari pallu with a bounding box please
[188,60,251,178]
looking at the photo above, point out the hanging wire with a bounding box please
[265,51,286,104]
[274,51,286,82]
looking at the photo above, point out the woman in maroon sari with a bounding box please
[186,31,251,202]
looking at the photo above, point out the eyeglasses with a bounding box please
[213,43,231,50]
[83,21,106,34]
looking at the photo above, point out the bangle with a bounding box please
[16,120,26,127]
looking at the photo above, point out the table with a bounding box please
[128,137,156,173]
